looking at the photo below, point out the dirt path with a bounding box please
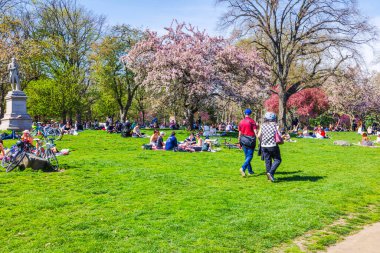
[326,222,380,253]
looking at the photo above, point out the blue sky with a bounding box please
[79,0,225,35]
[79,0,380,70]
[79,0,380,33]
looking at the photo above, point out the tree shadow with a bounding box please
[276,175,325,182]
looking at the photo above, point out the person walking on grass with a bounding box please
[257,112,282,182]
[238,109,258,177]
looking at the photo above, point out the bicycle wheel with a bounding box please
[44,129,55,141]
[46,150,59,170]
[6,151,25,172]
[1,152,12,168]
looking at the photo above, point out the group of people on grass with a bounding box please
[0,129,62,161]
[295,126,329,139]
[146,130,212,152]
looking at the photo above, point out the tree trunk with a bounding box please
[61,111,67,124]
[184,108,198,129]
[278,89,287,129]
[120,109,126,122]
[120,95,134,123]
[142,110,145,125]
[76,113,82,124]
[0,84,6,119]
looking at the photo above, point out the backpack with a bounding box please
[201,142,210,151]
[142,144,153,150]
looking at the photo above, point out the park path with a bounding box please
[325,222,380,253]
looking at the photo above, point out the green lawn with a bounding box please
[0,130,379,252]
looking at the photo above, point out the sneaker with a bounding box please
[267,173,274,182]
[247,171,254,176]
[240,168,246,177]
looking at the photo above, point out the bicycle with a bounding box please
[31,125,62,141]
[5,140,59,172]
[5,141,31,172]
[42,142,59,171]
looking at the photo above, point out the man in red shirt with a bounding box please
[238,109,258,177]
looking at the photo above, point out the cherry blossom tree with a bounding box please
[265,88,329,119]
[323,69,369,122]
[123,21,270,127]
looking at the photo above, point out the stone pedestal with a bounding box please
[0,90,32,131]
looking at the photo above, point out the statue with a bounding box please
[7,57,21,91]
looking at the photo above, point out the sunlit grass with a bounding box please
[0,130,379,252]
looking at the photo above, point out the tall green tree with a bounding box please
[29,0,104,122]
[91,25,145,122]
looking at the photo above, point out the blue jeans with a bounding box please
[242,145,254,174]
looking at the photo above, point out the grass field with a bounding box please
[0,130,379,252]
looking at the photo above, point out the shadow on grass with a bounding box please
[276,175,325,182]
[255,170,302,177]
[275,170,303,175]
[55,163,78,171]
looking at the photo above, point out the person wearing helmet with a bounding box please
[258,112,282,182]
[238,108,258,177]
[21,130,33,145]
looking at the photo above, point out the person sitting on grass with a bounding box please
[281,131,296,142]
[150,130,159,145]
[302,126,309,136]
[315,126,327,139]
[185,133,196,144]
[361,133,374,146]
[61,122,72,134]
[165,131,178,151]
[156,132,165,150]
[210,124,217,136]
[132,124,144,138]
[107,124,115,133]
[21,130,33,145]
[178,140,195,152]
[191,133,204,152]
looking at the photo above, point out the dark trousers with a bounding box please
[262,146,282,176]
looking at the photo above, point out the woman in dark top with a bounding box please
[156,132,165,149]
